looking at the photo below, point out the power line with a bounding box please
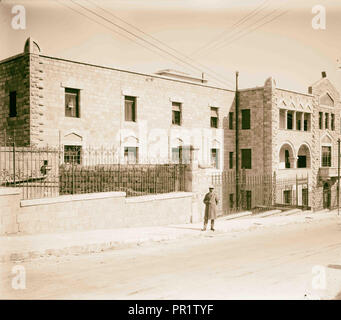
[69,0,234,88]
[198,5,286,57]
[53,0,232,88]
[84,0,235,87]
[205,9,289,55]
[190,0,271,57]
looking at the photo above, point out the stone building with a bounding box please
[0,38,234,170]
[225,74,341,211]
[1,38,340,211]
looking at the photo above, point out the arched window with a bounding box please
[279,144,295,169]
[297,144,311,168]
[285,150,290,168]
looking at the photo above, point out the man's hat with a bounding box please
[209,185,214,189]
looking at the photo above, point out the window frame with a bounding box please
[64,145,82,164]
[124,96,137,122]
[319,112,323,129]
[65,88,80,118]
[229,151,233,169]
[210,148,219,169]
[241,109,251,130]
[9,91,17,118]
[124,146,139,164]
[210,107,219,128]
[331,113,335,131]
[229,112,234,130]
[172,102,182,126]
[241,148,252,169]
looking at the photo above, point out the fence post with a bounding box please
[272,171,276,206]
[72,160,75,195]
[12,142,16,185]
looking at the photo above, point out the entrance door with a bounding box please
[323,183,331,209]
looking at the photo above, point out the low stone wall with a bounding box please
[0,188,20,234]
[0,190,193,235]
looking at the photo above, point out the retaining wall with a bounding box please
[0,189,193,235]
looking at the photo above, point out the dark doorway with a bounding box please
[302,188,308,207]
[323,183,331,209]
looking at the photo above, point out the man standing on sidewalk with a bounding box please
[202,186,219,231]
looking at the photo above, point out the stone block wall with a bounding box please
[0,188,20,235]
[0,54,30,146]
[29,54,235,168]
[0,191,193,235]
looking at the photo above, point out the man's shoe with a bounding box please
[211,228,215,231]
[201,228,206,231]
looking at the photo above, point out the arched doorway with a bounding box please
[279,143,295,169]
[323,183,331,209]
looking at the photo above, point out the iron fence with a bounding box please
[59,163,186,197]
[211,170,310,215]
[0,145,186,200]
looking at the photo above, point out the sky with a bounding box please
[1,0,341,92]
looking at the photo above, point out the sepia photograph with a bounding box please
[0,0,341,307]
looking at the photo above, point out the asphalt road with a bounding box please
[1,216,341,299]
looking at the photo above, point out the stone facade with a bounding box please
[0,54,30,146]
[1,38,341,211]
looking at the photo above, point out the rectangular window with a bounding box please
[172,146,190,164]
[172,147,180,164]
[124,146,138,164]
[210,107,218,128]
[325,113,329,129]
[64,145,82,164]
[283,190,292,205]
[65,88,80,118]
[319,112,323,129]
[9,91,17,117]
[287,112,293,130]
[304,113,310,132]
[229,152,233,169]
[331,114,335,131]
[241,149,252,169]
[124,96,136,122]
[211,148,219,169]
[172,102,181,125]
[322,146,331,167]
[229,112,234,129]
[241,109,251,129]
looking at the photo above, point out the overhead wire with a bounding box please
[190,0,271,57]
[84,0,236,87]
[68,0,234,88]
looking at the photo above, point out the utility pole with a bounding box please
[337,138,341,215]
[235,71,240,210]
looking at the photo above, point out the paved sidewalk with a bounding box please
[0,209,339,262]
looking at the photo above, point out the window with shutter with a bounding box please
[65,88,80,118]
[124,96,136,122]
[172,102,181,125]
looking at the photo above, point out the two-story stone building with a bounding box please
[0,38,235,170]
[1,38,340,211]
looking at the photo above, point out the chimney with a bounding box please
[322,71,327,78]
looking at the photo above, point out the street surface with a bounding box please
[1,216,341,299]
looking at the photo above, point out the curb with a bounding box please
[0,212,338,263]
